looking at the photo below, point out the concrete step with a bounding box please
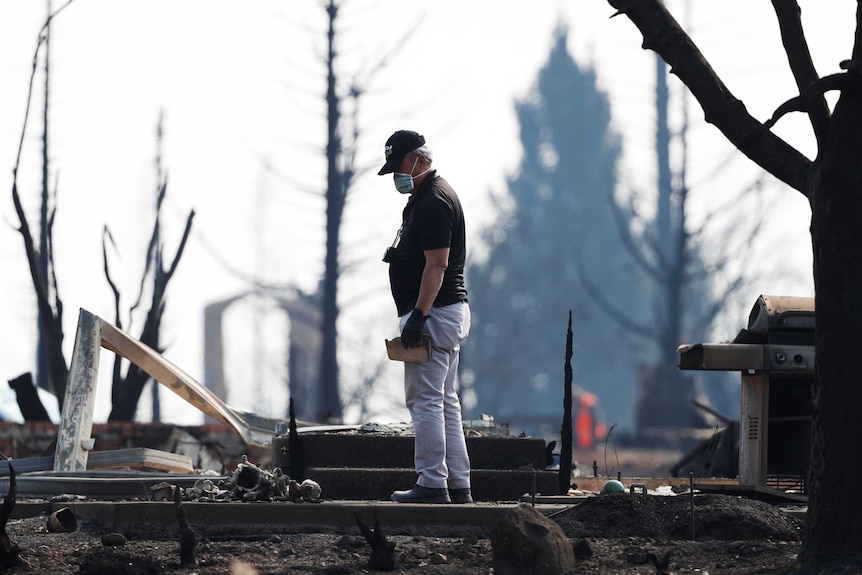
[304,467,561,502]
[271,432,560,501]
[272,433,548,470]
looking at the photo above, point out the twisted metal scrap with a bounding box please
[150,455,322,503]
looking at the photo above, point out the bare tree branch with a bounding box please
[108,176,195,420]
[609,191,665,282]
[131,178,167,314]
[606,0,813,197]
[46,175,62,322]
[252,153,324,198]
[12,0,75,177]
[164,210,196,280]
[576,261,661,341]
[11,185,54,340]
[771,0,831,147]
[101,226,123,329]
[347,14,422,89]
[763,72,855,132]
[341,358,388,422]
[102,225,127,390]
[682,274,747,342]
[191,226,303,293]
[688,175,766,243]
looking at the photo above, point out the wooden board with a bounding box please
[97,316,281,446]
[0,447,194,476]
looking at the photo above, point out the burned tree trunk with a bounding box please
[559,311,573,495]
[802,79,862,566]
[11,2,96,412]
[0,466,26,569]
[7,373,51,422]
[174,486,197,566]
[319,0,350,424]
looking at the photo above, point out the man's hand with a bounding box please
[401,308,429,348]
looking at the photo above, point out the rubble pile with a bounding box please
[150,455,322,503]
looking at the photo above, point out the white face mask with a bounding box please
[393,171,415,194]
[393,157,430,194]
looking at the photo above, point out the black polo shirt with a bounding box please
[387,171,468,317]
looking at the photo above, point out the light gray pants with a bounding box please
[399,301,471,489]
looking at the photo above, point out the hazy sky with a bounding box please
[1,1,845,427]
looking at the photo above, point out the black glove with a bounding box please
[401,308,429,349]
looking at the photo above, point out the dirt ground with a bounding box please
[4,493,804,574]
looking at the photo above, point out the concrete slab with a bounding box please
[0,466,560,502]
[45,500,574,538]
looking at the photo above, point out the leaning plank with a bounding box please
[97,316,279,446]
[0,448,194,476]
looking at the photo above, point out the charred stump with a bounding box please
[174,486,197,566]
[355,509,396,571]
[288,398,304,480]
[0,465,27,569]
[7,372,51,422]
[559,311,574,495]
[647,550,672,575]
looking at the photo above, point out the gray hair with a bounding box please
[408,145,433,164]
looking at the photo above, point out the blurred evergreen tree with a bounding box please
[461,28,652,438]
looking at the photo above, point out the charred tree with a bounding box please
[559,311,574,495]
[0,466,26,569]
[318,0,354,423]
[104,187,194,420]
[314,0,410,423]
[36,0,53,395]
[288,398,305,481]
[10,2,76,409]
[578,26,762,440]
[105,115,195,421]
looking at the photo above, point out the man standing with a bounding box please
[378,130,472,504]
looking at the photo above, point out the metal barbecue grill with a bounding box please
[678,294,813,500]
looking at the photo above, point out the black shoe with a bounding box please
[391,484,451,504]
[449,488,473,504]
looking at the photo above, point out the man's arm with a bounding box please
[414,247,449,315]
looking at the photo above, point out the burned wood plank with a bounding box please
[0,448,194,476]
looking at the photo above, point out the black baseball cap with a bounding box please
[378,130,425,175]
